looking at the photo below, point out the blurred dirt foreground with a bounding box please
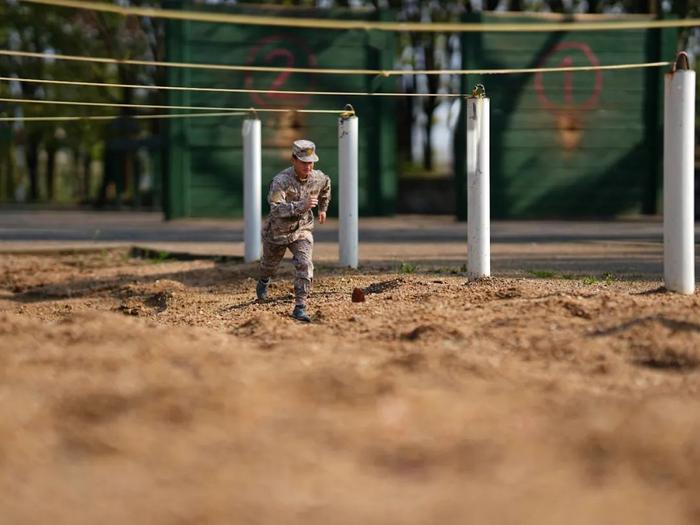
[2,245,700,525]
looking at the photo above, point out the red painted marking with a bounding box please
[560,56,574,104]
[244,35,318,109]
[534,42,603,112]
[266,49,293,89]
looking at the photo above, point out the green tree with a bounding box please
[0,1,164,204]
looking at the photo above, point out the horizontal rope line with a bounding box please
[453,61,672,74]
[0,50,673,77]
[1,75,461,98]
[0,49,383,75]
[0,97,348,114]
[0,111,248,122]
[20,0,700,32]
[0,61,672,102]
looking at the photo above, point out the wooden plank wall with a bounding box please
[165,2,397,218]
[456,13,676,219]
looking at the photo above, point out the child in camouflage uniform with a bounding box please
[255,140,331,322]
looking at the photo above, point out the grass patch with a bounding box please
[529,270,555,278]
[398,262,416,274]
[582,273,616,285]
[601,272,616,284]
[527,270,617,284]
[151,251,172,264]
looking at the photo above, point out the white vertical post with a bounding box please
[339,113,359,268]
[243,118,262,262]
[467,96,490,279]
[664,56,695,294]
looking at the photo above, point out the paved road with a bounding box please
[0,209,697,280]
[0,209,680,243]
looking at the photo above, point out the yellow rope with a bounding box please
[0,111,247,122]
[1,75,460,98]
[452,61,671,75]
[0,97,347,114]
[0,50,673,77]
[19,0,700,32]
[0,49,382,76]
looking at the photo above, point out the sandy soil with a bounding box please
[1,248,700,525]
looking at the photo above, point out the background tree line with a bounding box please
[0,0,165,205]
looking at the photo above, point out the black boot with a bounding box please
[256,278,269,301]
[292,304,311,322]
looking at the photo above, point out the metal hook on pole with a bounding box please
[340,104,356,120]
[672,51,690,72]
[247,107,258,120]
[469,84,486,99]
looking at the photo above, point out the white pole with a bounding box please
[467,96,490,279]
[664,57,695,294]
[339,114,359,268]
[243,118,261,262]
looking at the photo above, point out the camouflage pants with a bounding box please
[259,238,314,306]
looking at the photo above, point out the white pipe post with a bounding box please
[467,96,490,279]
[339,113,359,268]
[243,118,262,262]
[664,56,695,294]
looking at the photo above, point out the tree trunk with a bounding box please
[25,133,40,201]
[82,149,92,201]
[423,95,434,171]
[0,140,12,200]
[648,0,663,15]
[546,0,565,12]
[422,37,439,172]
[46,145,57,201]
[398,95,413,167]
[507,0,523,11]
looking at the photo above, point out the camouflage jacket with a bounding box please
[262,167,331,245]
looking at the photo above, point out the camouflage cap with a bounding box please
[292,139,319,162]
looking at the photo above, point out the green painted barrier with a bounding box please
[164,1,396,219]
[454,12,676,219]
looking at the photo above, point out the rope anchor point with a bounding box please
[340,104,356,119]
[470,84,486,99]
[672,51,691,72]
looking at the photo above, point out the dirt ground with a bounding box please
[2,247,700,525]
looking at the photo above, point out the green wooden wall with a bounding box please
[454,13,676,219]
[164,2,396,219]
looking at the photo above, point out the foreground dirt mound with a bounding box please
[1,251,700,524]
[118,279,187,315]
